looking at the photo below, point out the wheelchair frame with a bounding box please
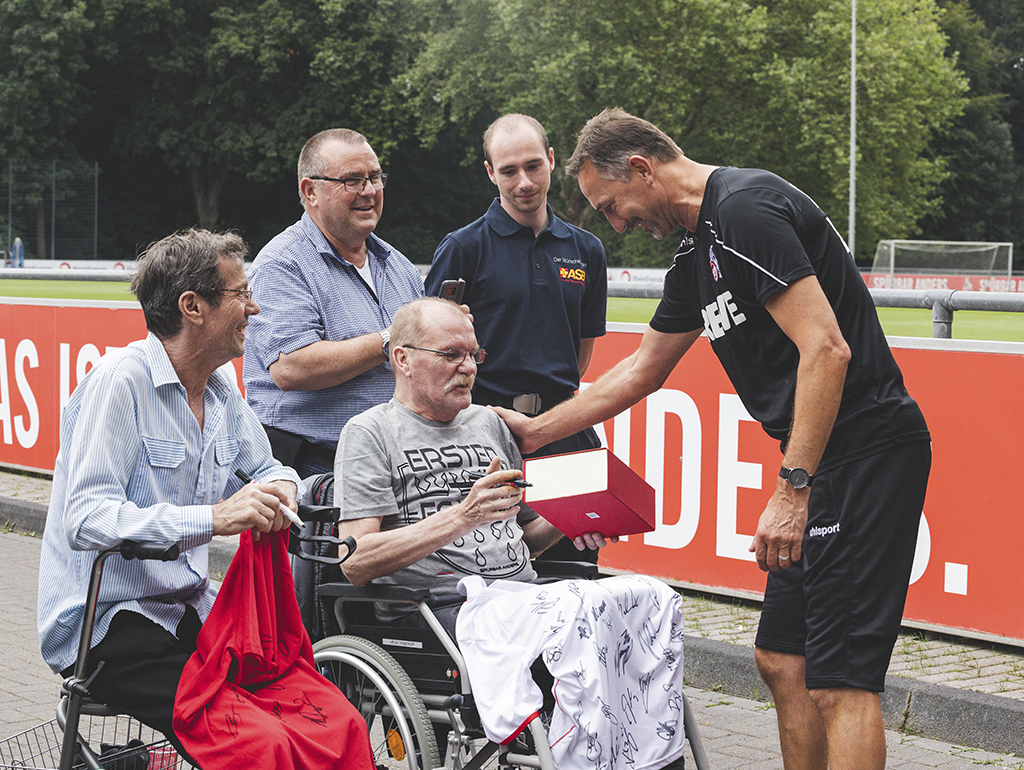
[0,503,344,770]
[0,540,192,770]
[298,498,711,770]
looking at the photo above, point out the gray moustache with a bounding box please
[445,376,475,392]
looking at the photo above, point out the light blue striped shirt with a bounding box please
[242,213,424,447]
[38,333,301,673]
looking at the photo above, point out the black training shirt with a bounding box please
[650,167,928,470]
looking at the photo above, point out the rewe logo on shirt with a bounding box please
[701,291,747,340]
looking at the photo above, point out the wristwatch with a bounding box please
[779,466,813,489]
[379,329,391,358]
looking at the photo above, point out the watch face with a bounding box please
[788,468,811,488]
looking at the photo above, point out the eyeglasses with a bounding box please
[308,173,389,194]
[219,288,254,301]
[402,345,487,365]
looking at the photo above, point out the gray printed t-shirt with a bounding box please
[336,399,540,624]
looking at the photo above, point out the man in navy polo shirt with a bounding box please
[244,129,424,477]
[425,114,608,561]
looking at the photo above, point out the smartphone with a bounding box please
[438,278,466,305]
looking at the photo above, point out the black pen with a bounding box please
[464,469,533,488]
[235,469,302,526]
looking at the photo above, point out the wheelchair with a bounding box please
[297,474,711,770]
[0,539,193,770]
[0,503,347,770]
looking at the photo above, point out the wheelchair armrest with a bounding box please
[297,503,339,522]
[119,540,180,562]
[317,581,433,605]
[532,560,599,579]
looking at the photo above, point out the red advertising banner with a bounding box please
[0,300,243,472]
[2,300,1023,644]
[863,272,1024,292]
[585,328,1024,645]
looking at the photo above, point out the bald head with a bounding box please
[483,114,549,165]
[391,298,479,423]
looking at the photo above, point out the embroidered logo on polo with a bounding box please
[559,266,586,285]
[709,246,722,282]
[701,291,747,340]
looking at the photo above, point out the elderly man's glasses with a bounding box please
[219,288,254,301]
[308,173,389,194]
[402,345,486,365]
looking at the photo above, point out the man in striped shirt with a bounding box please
[243,129,424,477]
[38,229,302,760]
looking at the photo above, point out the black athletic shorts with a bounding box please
[754,439,931,692]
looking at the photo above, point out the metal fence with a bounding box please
[2,160,98,261]
[608,282,1024,339]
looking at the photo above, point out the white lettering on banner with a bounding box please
[701,291,747,340]
[0,338,41,448]
[716,394,760,562]
[910,513,931,585]
[59,344,125,411]
[60,344,71,412]
[14,340,39,448]
[0,339,10,444]
[76,344,101,386]
[643,389,701,549]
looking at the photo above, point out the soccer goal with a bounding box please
[871,240,1014,277]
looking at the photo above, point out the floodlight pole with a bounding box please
[51,160,57,260]
[7,159,12,256]
[848,0,857,259]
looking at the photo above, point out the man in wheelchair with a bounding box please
[332,297,688,770]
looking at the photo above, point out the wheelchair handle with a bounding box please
[119,540,180,562]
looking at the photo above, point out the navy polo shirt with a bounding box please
[426,199,607,399]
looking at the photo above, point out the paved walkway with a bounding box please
[2,468,1024,767]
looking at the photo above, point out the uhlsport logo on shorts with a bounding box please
[808,523,840,538]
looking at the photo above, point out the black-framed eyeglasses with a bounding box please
[402,345,486,365]
[219,288,254,301]
[308,173,389,194]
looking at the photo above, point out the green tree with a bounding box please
[82,0,327,230]
[963,0,1024,266]
[0,0,93,255]
[400,0,967,265]
[0,0,92,159]
[918,0,1018,245]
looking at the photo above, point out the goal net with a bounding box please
[871,240,1013,276]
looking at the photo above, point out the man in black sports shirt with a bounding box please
[496,108,930,770]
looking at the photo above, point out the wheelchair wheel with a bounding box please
[313,635,441,770]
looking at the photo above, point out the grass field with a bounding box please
[0,279,136,302]
[3,280,1023,342]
